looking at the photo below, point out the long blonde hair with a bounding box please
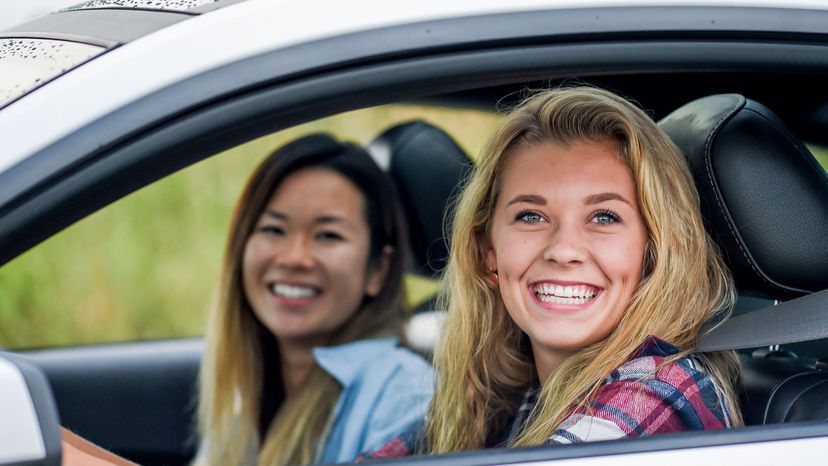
[427,87,742,453]
[197,135,407,465]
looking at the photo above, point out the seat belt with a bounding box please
[698,288,828,352]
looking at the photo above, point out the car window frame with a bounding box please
[4,35,828,266]
[3,6,828,463]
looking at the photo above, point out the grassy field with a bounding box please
[0,103,826,350]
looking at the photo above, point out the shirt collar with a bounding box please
[313,337,399,387]
[633,335,681,359]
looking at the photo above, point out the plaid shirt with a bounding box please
[508,336,733,445]
[359,336,733,460]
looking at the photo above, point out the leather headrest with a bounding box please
[659,94,828,299]
[367,121,472,277]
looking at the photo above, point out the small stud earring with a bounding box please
[486,268,498,287]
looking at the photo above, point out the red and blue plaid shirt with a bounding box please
[359,336,733,460]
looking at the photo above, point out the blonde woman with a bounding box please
[196,134,433,465]
[363,87,741,459]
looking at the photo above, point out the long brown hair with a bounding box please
[427,87,742,453]
[197,134,407,465]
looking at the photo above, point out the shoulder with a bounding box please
[314,337,433,388]
[548,338,731,444]
[608,337,724,409]
[358,341,434,409]
[599,338,731,433]
[320,339,433,459]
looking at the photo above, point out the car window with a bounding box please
[0,103,500,350]
[0,38,106,110]
[64,0,219,10]
[810,144,828,172]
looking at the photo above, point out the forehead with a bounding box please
[498,141,635,201]
[265,167,366,216]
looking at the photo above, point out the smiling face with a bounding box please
[242,167,387,348]
[485,140,648,379]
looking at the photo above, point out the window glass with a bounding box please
[64,0,218,11]
[0,38,105,109]
[0,104,500,349]
[810,144,828,172]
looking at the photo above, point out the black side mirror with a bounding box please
[0,352,61,466]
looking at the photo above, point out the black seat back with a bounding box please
[367,120,472,279]
[366,121,472,354]
[659,94,828,425]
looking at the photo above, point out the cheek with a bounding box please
[242,238,265,272]
[597,227,645,268]
[321,242,372,290]
[623,228,649,280]
[494,231,545,275]
[323,244,364,273]
[241,239,262,290]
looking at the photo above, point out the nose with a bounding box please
[275,235,315,269]
[543,221,587,266]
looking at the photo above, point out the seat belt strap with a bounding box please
[698,288,828,352]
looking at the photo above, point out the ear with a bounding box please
[365,246,393,297]
[482,234,497,273]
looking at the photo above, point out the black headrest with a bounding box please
[367,121,472,277]
[659,94,828,300]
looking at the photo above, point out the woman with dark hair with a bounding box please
[195,134,433,465]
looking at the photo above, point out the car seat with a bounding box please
[659,94,828,425]
[366,121,473,353]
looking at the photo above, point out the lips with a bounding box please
[531,282,600,306]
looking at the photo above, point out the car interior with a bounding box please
[392,91,828,428]
[5,70,828,466]
[660,93,828,425]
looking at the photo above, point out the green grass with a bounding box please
[812,145,828,170]
[0,104,501,349]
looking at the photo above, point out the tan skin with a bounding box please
[61,428,136,466]
[485,141,648,382]
[242,168,390,396]
[279,344,317,396]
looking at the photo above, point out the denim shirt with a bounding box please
[314,337,433,463]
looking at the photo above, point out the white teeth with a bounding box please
[533,283,597,303]
[539,295,590,305]
[272,284,317,299]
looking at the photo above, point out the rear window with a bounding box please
[0,38,104,109]
[65,0,219,10]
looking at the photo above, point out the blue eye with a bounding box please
[516,210,545,223]
[591,210,621,225]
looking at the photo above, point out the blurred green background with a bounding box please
[0,104,501,349]
[0,103,826,350]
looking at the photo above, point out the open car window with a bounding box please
[0,103,499,350]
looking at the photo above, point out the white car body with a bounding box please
[1,1,828,465]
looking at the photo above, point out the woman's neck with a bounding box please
[532,343,572,385]
[277,337,326,396]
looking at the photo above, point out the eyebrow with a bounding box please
[263,209,355,228]
[316,215,353,227]
[506,194,547,207]
[584,192,633,206]
[264,210,288,221]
